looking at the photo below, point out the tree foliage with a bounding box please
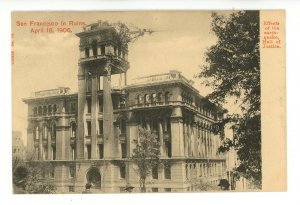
[13,153,56,194]
[132,128,160,192]
[96,20,154,50]
[197,11,261,188]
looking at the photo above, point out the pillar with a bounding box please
[91,74,98,159]
[204,128,208,158]
[47,127,52,160]
[170,107,184,158]
[158,120,164,156]
[77,65,85,159]
[103,63,114,158]
[56,117,70,160]
[193,122,198,157]
[38,125,42,160]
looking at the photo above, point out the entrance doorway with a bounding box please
[86,167,101,189]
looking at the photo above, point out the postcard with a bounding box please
[11,10,286,194]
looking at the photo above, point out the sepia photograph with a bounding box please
[11,10,285,194]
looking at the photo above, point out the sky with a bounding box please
[12,11,229,143]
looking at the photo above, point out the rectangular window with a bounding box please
[71,146,75,160]
[99,120,103,134]
[101,45,105,55]
[152,188,158,192]
[165,188,171,192]
[164,164,171,179]
[99,144,104,159]
[52,146,56,160]
[85,48,89,57]
[87,98,91,113]
[120,165,126,179]
[99,100,103,112]
[152,165,158,179]
[87,121,91,136]
[120,119,126,134]
[69,186,75,192]
[87,145,91,159]
[71,102,76,113]
[165,141,172,158]
[121,143,126,158]
[69,166,76,178]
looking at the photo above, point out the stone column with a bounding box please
[38,124,42,160]
[91,74,98,159]
[47,127,52,160]
[212,132,216,158]
[204,128,208,158]
[209,130,213,157]
[76,65,86,159]
[56,117,70,160]
[193,122,198,157]
[158,119,164,157]
[103,63,114,158]
[183,121,188,156]
[170,107,184,157]
[202,128,205,158]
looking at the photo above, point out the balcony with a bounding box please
[85,135,104,144]
[78,54,129,74]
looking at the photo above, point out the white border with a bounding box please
[1,0,300,205]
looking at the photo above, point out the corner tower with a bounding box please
[75,22,129,160]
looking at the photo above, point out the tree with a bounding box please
[12,153,56,194]
[95,20,154,50]
[132,128,160,192]
[197,11,261,188]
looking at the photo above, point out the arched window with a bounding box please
[157,92,162,103]
[182,93,186,102]
[42,125,47,139]
[43,106,47,115]
[38,106,42,115]
[34,126,39,140]
[144,94,150,104]
[33,107,37,116]
[52,124,56,140]
[92,40,98,57]
[100,45,105,55]
[48,105,52,114]
[137,94,143,104]
[53,104,57,113]
[151,93,156,104]
[85,47,89,57]
[165,92,170,103]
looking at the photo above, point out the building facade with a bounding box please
[12,131,26,160]
[23,22,226,193]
